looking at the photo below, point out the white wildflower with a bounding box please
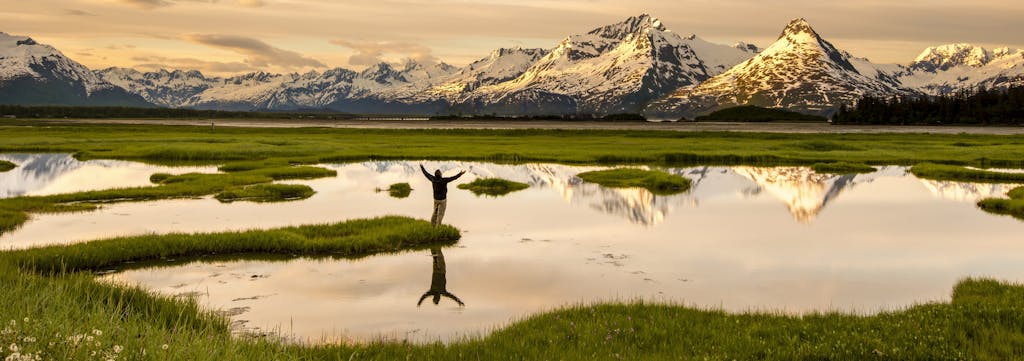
[113,345,123,353]
[161,344,169,350]
[92,329,102,336]
[8,343,19,352]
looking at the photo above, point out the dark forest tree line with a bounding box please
[832,86,1024,125]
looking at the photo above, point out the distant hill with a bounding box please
[693,105,827,122]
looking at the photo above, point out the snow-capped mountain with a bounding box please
[94,60,458,112]
[96,67,218,107]
[427,48,549,101]
[896,44,1024,95]
[647,19,913,118]
[467,14,757,115]
[6,16,1024,117]
[0,32,150,107]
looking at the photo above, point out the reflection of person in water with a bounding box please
[419,164,465,226]
[418,248,464,307]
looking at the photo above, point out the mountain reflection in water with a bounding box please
[0,153,216,198]
[365,162,1010,226]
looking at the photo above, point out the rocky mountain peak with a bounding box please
[587,14,667,40]
[913,43,992,71]
[779,18,817,39]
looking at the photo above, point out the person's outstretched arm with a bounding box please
[420,164,435,181]
[442,292,465,307]
[443,170,466,182]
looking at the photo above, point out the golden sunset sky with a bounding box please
[3,0,1022,76]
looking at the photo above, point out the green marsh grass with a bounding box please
[457,178,530,197]
[0,165,337,232]
[577,168,691,195]
[0,160,14,172]
[2,122,1024,167]
[978,186,1024,220]
[910,163,1024,183]
[214,184,315,203]
[2,122,1024,358]
[379,182,412,198]
[4,216,460,274]
[811,162,876,174]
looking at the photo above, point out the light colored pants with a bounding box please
[431,199,447,226]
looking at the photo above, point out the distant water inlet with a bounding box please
[1,156,1022,343]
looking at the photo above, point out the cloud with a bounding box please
[235,0,265,7]
[116,0,172,8]
[131,55,256,73]
[184,34,325,68]
[63,9,98,16]
[114,0,267,9]
[330,39,437,66]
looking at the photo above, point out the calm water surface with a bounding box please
[1,156,1022,343]
[0,153,217,198]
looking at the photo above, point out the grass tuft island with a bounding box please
[381,182,413,198]
[978,186,1024,220]
[213,184,315,203]
[577,168,691,195]
[0,160,14,172]
[457,178,530,197]
[811,162,876,174]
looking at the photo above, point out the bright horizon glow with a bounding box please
[2,0,1022,76]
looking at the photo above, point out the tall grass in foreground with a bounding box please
[577,168,691,195]
[0,160,14,172]
[457,178,530,197]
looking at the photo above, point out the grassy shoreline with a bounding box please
[0,122,1023,167]
[0,160,14,172]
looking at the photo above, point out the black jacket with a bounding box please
[420,165,464,200]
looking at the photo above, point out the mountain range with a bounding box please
[2,15,1022,118]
